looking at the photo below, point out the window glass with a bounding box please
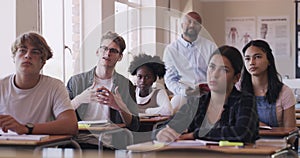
[41,0,80,83]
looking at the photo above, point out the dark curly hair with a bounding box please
[128,54,166,80]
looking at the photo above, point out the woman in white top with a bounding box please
[128,54,173,116]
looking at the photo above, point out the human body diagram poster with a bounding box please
[225,17,256,52]
[225,16,290,57]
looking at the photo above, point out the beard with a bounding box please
[183,28,199,40]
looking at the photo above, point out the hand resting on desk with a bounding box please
[0,115,28,135]
[156,125,181,142]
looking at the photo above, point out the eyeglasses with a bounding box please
[99,46,120,54]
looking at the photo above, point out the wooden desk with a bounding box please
[127,141,295,158]
[134,116,171,144]
[0,145,294,158]
[0,135,81,154]
[259,127,299,137]
[297,120,300,127]
[78,123,132,150]
[296,113,300,119]
[139,116,170,132]
[140,116,170,123]
[0,147,114,158]
[160,144,284,155]
[259,127,299,152]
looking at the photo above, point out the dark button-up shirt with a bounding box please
[168,87,258,143]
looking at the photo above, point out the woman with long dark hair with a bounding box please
[240,40,296,127]
[156,45,258,143]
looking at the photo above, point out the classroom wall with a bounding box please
[81,0,101,72]
[81,0,117,72]
[200,0,295,78]
[16,0,39,35]
[7,0,296,79]
[79,0,296,79]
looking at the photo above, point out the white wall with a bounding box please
[81,0,115,72]
[9,0,297,79]
[81,0,101,72]
[201,0,295,78]
[16,0,39,36]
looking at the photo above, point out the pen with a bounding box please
[219,140,244,147]
[97,89,105,97]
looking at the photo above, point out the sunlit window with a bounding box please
[41,0,81,83]
[0,0,16,78]
[115,0,141,79]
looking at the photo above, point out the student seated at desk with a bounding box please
[128,54,173,116]
[156,45,259,143]
[67,31,139,149]
[0,31,77,135]
[239,40,296,127]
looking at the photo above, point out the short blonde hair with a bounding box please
[11,31,53,61]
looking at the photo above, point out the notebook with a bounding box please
[168,139,219,147]
[78,120,110,128]
[78,120,108,124]
[0,129,49,141]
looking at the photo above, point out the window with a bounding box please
[41,0,81,83]
[115,0,141,79]
[0,0,16,78]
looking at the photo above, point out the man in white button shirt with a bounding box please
[163,11,217,113]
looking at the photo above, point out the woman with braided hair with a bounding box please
[129,54,173,116]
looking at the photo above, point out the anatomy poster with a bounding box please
[225,17,256,51]
[257,16,290,57]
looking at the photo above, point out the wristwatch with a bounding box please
[25,123,34,134]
